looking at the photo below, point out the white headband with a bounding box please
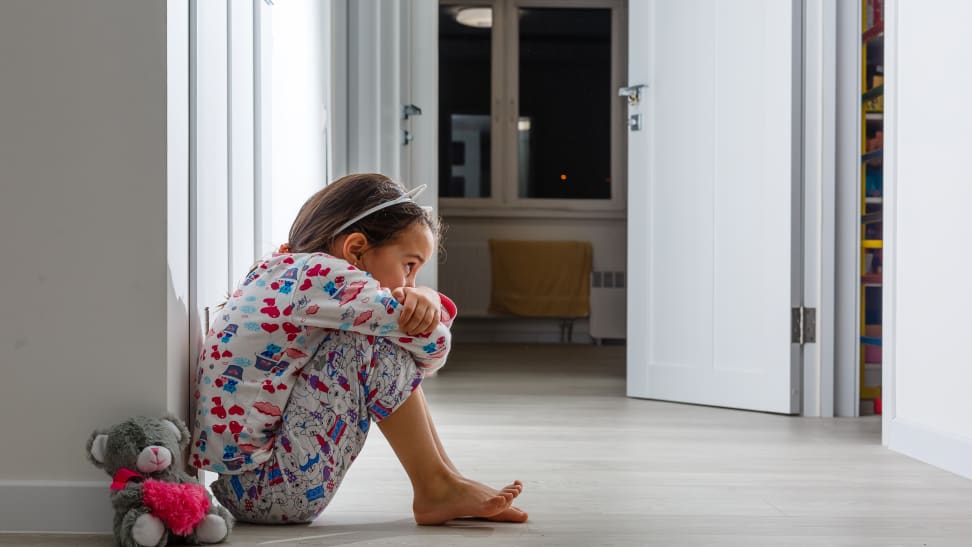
[335,184,428,234]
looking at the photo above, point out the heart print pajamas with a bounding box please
[190,253,456,523]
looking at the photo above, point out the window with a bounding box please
[439,0,626,211]
[518,7,611,199]
[439,5,494,199]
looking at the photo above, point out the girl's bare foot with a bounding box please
[413,477,524,525]
[484,505,529,523]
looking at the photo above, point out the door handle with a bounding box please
[618,84,647,106]
[402,104,422,120]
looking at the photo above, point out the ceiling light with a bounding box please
[456,7,492,28]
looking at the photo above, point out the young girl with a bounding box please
[190,173,527,525]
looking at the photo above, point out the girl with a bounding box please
[190,173,527,525]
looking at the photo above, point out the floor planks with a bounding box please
[5,343,972,546]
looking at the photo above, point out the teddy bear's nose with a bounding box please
[135,445,172,473]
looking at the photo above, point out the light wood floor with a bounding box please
[6,343,972,546]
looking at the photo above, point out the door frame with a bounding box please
[834,0,861,417]
[803,0,838,417]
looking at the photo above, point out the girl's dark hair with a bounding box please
[287,173,442,254]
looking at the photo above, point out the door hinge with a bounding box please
[791,306,816,345]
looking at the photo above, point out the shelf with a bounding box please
[865,112,884,121]
[861,273,882,286]
[862,239,883,249]
[860,385,882,400]
[862,148,883,163]
[861,336,882,346]
[865,197,883,205]
[862,22,884,43]
[862,211,882,224]
[862,84,884,103]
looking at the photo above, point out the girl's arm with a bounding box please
[282,254,453,371]
[391,286,459,334]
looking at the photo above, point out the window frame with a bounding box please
[439,0,627,214]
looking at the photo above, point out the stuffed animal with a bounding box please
[86,415,233,547]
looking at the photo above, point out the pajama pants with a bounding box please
[211,332,424,523]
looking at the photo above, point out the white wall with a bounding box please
[0,0,183,532]
[884,0,972,479]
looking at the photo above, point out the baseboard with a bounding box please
[886,418,972,481]
[452,317,595,344]
[0,480,112,533]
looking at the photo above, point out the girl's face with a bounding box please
[358,222,434,289]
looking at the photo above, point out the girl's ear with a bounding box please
[341,233,369,265]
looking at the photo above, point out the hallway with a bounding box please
[8,343,972,546]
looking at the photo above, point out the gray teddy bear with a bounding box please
[86,415,233,547]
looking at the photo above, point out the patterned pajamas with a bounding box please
[191,252,456,524]
[212,332,423,523]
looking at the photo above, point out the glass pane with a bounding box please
[439,5,493,198]
[518,8,611,199]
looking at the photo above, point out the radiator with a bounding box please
[590,271,626,339]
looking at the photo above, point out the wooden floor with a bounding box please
[6,343,972,546]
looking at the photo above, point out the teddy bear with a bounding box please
[86,415,233,547]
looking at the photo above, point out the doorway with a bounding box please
[435,0,629,344]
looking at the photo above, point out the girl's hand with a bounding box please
[391,286,442,336]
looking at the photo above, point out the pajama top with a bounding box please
[190,252,456,474]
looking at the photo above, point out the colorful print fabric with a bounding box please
[191,253,455,475]
[210,330,424,523]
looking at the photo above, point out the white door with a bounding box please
[626,0,803,414]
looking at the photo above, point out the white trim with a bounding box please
[407,0,441,290]
[886,419,972,481]
[166,0,191,418]
[881,0,898,445]
[834,0,861,416]
[817,0,836,418]
[228,0,257,277]
[254,0,274,253]
[346,0,398,176]
[788,0,806,416]
[0,481,112,533]
[328,0,349,179]
[800,0,836,417]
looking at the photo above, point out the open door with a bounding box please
[626,0,803,414]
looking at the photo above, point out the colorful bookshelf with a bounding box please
[860,0,884,415]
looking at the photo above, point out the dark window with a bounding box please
[439,5,493,198]
[518,8,611,199]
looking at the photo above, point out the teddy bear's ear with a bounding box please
[86,432,109,468]
[161,415,192,449]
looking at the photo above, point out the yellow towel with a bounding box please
[488,240,592,318]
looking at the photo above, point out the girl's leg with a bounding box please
[378,386,523,525]
[411,388,529,523]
